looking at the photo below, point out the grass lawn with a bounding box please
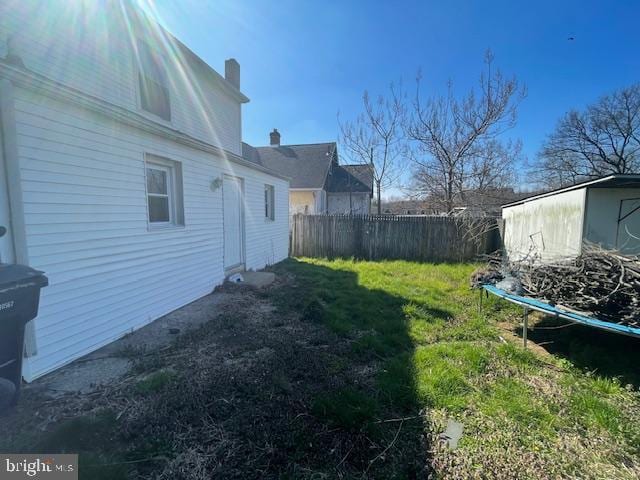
[1,258,638,479]
[272,258,640,479]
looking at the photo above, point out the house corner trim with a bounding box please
[0,78,28,265]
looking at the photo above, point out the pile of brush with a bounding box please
[473,246,640,326]
[519,248,640,326]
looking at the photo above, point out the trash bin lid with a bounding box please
[0,264,48,292]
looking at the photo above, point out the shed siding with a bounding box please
[327,192,371,214]
[316,190,327,214]
[502,188,586,262]
[584,187,640,255]
[0,0,242,155]
[14,87,288,380]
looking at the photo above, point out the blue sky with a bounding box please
[152,0,640,193]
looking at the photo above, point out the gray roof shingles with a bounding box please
[242,142,374,193]
[242,142,334,189]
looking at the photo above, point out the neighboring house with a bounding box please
[383,189,532,217]
[0,0,289,381]
[503,175,640,263]
[243,129,373,215]
[382,199,439,215]
[450,188,528,217]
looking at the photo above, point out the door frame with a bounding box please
[222,174,246,272]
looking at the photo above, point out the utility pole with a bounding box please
[370,147,380,215]
[348,171,353,214]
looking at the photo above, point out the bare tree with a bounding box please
[339,85,406,214]
[467,138,521,205]
[534,83,640,188]
[407,51,525,212]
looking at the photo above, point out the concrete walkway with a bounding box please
[29,271,276,397]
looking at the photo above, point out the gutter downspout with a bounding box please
[0,78,37,373]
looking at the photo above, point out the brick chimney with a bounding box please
[225,58,240,89]
[270,128,281,146]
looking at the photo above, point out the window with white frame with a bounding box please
[137,40,171,121]
[265,184,275,220]
[145,156,184,227]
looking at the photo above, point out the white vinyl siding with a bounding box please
[12,86,289,381]
[0,1,135,110]
[0,0,243,155]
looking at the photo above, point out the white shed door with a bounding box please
[617,198,640,254]
[223,175,244,269]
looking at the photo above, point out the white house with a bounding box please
[0,0,290,381]
[243,129,373,215]
[502,175,640,263]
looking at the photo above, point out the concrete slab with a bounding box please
[31,292,229,397]
[28,269,278,397]
[241,271,276,288]
[39,357,132,397]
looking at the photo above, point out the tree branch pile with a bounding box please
[474,246,640,327]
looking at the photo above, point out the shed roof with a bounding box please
[503,174,640,208]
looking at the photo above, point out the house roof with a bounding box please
[172,37,249,104]
[242,142,336,189]
[242,141,375,193]
[503,174,640,208]
[126,2,249,104]
[326,164,374,194]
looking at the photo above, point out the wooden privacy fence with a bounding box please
[290,214,501,262]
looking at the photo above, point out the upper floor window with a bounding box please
[265,184,275,220]
[137,40,171,121]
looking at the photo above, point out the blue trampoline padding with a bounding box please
[483,284,640,338]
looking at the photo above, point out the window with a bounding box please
[145,156,184,227]
[137,40,171,121]
[265,184,275,220]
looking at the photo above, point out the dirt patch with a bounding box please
[0,275,429,479]
[496,319,555,358]
[31,292,231,397]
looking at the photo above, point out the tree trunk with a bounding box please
[446,170,454,213]
[376,180,382,215]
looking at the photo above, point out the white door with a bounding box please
[617,198,640,254]
[223,175,244,270]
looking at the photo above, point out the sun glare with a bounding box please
[119,0,249,215]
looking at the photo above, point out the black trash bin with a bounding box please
[0,263,48,409]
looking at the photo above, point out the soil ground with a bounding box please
[0,268,429,479]
[1,258,638,479]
